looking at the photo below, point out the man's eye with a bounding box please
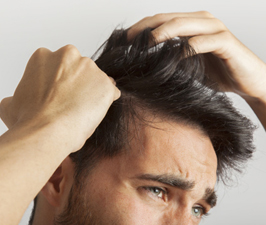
[144,187,167,200]
[191,206,206,218]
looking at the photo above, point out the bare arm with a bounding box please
[0,120,71,225]
[128,11,266,129]
[0,45,120,225]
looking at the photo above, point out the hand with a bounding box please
[128,11,266,100]
[0,45,120,152]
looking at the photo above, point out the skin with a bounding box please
[0,11,265,225]
[0,45,120,225]
[128,11,266,126]
[50,120,217,225]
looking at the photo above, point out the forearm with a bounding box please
[0,43,120,224]
[0,122,71,225]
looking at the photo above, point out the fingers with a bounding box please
[76,56,121,103]
[55,46,121,102]
[128,11,215,41]
[78,57,121,101]
[188,31,236,59]
[107,76,121,101]
[127,11,235,63]
[31,45,81,69]
[108,76,116,85]
[77,57,121,102]
[113,86,121,101]
[152,17,227,43]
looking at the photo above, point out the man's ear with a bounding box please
[41,156,75,207]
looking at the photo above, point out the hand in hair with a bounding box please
[128,11,266,128]
[0,45,121,152]
[0,45,120,225]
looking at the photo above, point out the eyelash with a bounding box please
[143,186,210,219]
[143,186,168,201]
[195,205,210,218]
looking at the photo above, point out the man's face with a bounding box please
[55,120,217,225]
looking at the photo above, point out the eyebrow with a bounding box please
[135,173,217,208]
[135,173,195,190]
[203,188,217,208]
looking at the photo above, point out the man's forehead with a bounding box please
[125,118,218,187]
[128,118,215,159]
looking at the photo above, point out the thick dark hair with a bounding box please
[29,27,255,224]
[70,28,255,184]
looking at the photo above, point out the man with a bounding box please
[0,11,265,225]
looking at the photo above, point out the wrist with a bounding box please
[4,118,77,157]
[0,113,78,225]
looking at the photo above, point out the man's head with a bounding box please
[54,118,218,225]
[31,28,255,225]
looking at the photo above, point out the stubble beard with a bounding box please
[53,183,101,225]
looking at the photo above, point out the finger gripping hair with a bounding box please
[70,27,256,184]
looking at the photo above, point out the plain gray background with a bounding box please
[0,0,265,224]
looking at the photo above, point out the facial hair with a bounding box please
[53,182,119,225]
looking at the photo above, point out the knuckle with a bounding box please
[0,97,11,113]
[80,57,95,67]
[153,13,166,20]
[102,74,115,87]
[221,30,233,39]
[213,18,227,30]
[199,11,214,18]
[103,77,112,88]
[33,47,50,57]
[58,45,81,63]
[142,16,152,21]
[189,37,201,46]
[62,44,80,56]
[0,97,6,108]
[98,76,113,94]
[30,48,51,63]
[172,16,185,25]
[188,38,203,52]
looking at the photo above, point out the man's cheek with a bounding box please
[106,191,162,225]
